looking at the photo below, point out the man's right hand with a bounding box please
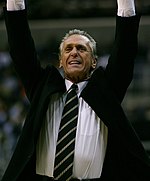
[7,0,25,11]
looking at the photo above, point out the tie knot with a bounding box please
[70,84,78,92]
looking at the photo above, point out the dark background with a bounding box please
[0,0,150,179]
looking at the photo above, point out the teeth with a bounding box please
[70,62,78,64]
[70,61,80,64]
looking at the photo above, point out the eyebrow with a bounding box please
[65,43,88,49]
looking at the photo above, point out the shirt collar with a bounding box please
[65,79,88,95]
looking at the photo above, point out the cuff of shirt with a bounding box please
[7,0,25,11]
[117,9,136,17]
[117,0,136,17]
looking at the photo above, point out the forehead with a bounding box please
[63,34,90,47]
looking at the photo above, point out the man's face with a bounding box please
[60,34,97,83]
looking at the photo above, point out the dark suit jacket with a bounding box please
[2,8,150,181]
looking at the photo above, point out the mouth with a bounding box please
[68,60,81,65]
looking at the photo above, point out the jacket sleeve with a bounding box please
[105,15,141,102]
[4,8,43,101]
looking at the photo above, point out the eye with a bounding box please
[65,47,72,53]
[77,45,87,52]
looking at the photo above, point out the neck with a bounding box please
[65,74,91,83]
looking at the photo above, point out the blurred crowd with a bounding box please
[0,51,29,178]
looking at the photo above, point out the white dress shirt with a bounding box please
[36,80,108,179]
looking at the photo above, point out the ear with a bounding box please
[59,59,63,68]
[91,58,97,69]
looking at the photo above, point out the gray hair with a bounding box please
[59,29,97,59]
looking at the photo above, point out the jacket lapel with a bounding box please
[81,67,150,165]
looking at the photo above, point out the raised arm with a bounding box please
[4,0,43,100]
[105,0,140,102]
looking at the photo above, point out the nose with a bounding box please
[70,47,78,56]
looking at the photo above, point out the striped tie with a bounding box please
[54,84,78,181]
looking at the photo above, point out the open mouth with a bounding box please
[69,60,81,65]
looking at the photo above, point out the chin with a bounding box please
[68,69,83,76]
[66,72,88,83]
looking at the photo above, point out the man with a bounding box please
[2,0,150,180]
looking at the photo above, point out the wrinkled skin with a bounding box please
[59,35,97,83]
